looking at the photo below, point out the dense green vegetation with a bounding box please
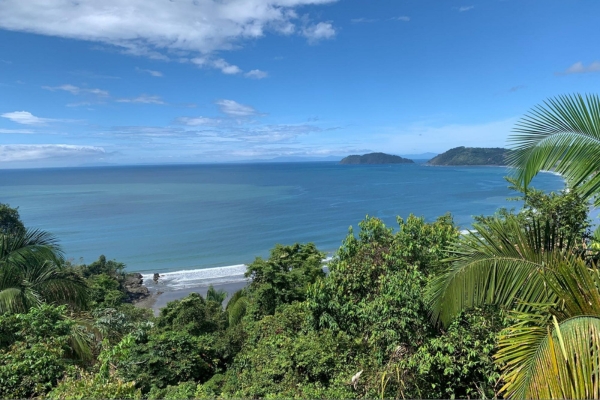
[0,94,599,399]
[427,146,509,165]
[340,152,414,164]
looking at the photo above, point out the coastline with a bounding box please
[136,279,250,315]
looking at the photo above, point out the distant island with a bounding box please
[426,147,509,166]
[340,152,414,165]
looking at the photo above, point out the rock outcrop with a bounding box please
[123,273,150,303]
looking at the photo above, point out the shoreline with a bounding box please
[136,279,250,315]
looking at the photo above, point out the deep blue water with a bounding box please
[0,162,563,283]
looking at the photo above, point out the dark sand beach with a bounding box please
[136,280,249,315]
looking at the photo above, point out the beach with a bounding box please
[134,276,250,315]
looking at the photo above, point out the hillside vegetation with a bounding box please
[427,146,509,166]
[340,152,414,164]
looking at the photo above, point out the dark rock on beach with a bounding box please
[123,273,150,303]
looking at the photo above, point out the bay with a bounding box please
[0,162,563,282]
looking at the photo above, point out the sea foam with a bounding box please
[142,264,248,291]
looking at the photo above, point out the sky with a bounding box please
[0,0,599,167]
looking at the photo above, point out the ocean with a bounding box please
[0,162,564,291]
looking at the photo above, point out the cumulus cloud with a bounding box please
[136,67,163,77]
[458,6,474,12]
[0,0,337,65]
[245,69,269,79]
[302,22,336,43]
[0,144,105,162]
[190,57,244,75]
[42,84,109,97]
[116,94,165,104]
[216,99,260,117]
[557,61,600,75]
[1,111,50,125]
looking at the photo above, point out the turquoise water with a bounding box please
[0,162,563,286]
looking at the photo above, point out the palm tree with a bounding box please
[428,94,600,398]
[509,93,600,207]
[427,216,567,327]
[206,284,227,305]
[0,228,88,313]
[427,216,600,398]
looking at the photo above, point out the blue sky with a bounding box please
[0,0,599,167]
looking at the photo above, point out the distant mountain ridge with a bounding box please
[427,147,509,166]
[340,152,414,165]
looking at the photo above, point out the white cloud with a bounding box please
[0,0,337,63]
[1,111,50,125]
[212,59,243,75]
[216,99,260,117]
[175,116,223,127]
[245,69,269,79]
[190,57,244,75]
[302,22,336,43]
[42,84,110,97]
[458,6,474,12]
[0,128,35,134]
[116,94,165,104]
[558,61,600,75]
[104,122,323,145]
[392,16,410,22]
[0,144,105,162]
[191,57,269,77]
[135,67,163,77]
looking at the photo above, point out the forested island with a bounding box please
[340,152,414,164]
[426,146,509,166]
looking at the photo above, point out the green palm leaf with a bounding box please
[497,314,600,399]
[226,289,248,326]
[494,251,600,398]
[0,228,87,313]
[427,216,573,327]
[508,93,600,206]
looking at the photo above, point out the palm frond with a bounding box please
[227,290,248,326]
[0,229,87,313]
[68,321,94,361]
[509,93,600,206]
[0,287,25,314]
[497,314,600,399]
[545,258,600,319]
[427,217,572,327]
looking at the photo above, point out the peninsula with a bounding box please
[340,152,414,165]
[426,146,509,166]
